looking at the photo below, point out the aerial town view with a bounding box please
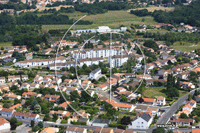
[0,0,200,133]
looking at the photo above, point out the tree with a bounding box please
[31,120,34,127]
[120,95,127,102]
[44,113,50,121]
[167,130,173,133]
[80,91,92,102]
[10,117,17,130]
[121,116,131,125]
[176,78,181,90]
[180,113,188,119]
[188,94,192,101]
[10,117,17,125]
[34,104,41,113]
[53,113,58,122]
[152,127,165,133]
[14,98,21,105]
[37,121,43,128]
[31,100,38,110]
[3,103,10,108]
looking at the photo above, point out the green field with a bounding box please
[42,10,157,30]
[143,87,167,98]
[0,41,12,48]
[143,87,188,99]
[172,41,200,52]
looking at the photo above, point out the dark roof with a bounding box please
[93,119,111,124]
[77,118,88,123]
[132,112,152,122]
[90,68,101,74]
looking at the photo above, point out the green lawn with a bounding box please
[172,41,200,52]
[42,10,157,30]
[143,87,167,98]
[0,41,12,48]
[143,87,188,99]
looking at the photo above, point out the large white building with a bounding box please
[108,55,129,68]
[128,112,153,129]
[48,57,104,70]
[89,68,101,80]
[97,26,111,33]
[14,56,66,68]
[71,48,123,59]
[0,118,10,131]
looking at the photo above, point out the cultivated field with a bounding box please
[127,5,175,12]
[0,41,12,48]
[42,10,157,30]
[172,41,200,52]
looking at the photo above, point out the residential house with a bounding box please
[30,83,40,90]
[181,82,195,89]
[134,105,149,113]
[96,84,108,91]
[8,75,20,82]
[20,83,30,90]
[22,92,42,99]
[12,111,41,122]
[128,112,153,129]
[44,94,60,102]
[0,118,10,131]
[65,127,87,133]
[9,104,22,110]
[41,127,59,133]
[89,68,101,80]
[156,96,166,106]
[106,99,135,112]
[3,92,21,100]
[49,110,70,119]
[58,102,71,110]
[176,72,189,80]
[0,77,6,84]
[68,110,90,123]
[182,100,196,113]
[1,108,15,117]
[92,119,111,127]
[146,107,159,116]
[142,98,156,105]
[172,118,194,127]
[21,75,29,81]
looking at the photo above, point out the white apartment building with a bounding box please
[14,56,66,68]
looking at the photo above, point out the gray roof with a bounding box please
[77,118,88,123]
[90,68,101,74]
[92,119,111,124]
[132,112,152,122]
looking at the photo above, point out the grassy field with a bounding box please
[143,87,167,98]
[143,87,188,99]
[172,41,200,52]
[0,41,12,48]
[127,6,175,12]
[42,10,157,30]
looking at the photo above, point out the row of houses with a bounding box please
[1,108,42,122]
[0,75,29,84]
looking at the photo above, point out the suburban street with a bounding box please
[147,88,199,133]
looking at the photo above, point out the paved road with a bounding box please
[146,89,199,133]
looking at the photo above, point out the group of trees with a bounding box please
[143,32,200,46]
[130,9,151,16]
[16,12,92,25]
[152,1,200,26]
[166,74,179,98]
[143,40,159,52]
[0,1,36,11]
[74,2,132,14]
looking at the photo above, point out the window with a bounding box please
[141,122,143,124]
